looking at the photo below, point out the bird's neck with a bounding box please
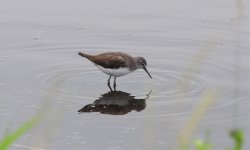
[132,57,140,70]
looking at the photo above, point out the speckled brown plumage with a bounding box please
[78,52,136,70]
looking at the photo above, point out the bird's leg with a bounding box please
[113,77,117,91]
[108,76,111,85]
[108,76,113,91]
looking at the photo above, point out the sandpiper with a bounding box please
[78,51,152,90]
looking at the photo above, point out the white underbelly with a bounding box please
[96,65,131,77]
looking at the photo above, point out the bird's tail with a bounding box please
[78,52,91,59]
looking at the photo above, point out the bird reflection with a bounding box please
[78,90,151,115]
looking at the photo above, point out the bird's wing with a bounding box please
[92,54,127,69]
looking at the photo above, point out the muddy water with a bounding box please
[0,0,249,150]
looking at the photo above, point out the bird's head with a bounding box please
[135,57,152,79]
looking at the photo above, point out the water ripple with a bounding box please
[1,43,249,118]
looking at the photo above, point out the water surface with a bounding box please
[0,0,249,150]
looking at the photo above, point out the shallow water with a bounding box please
[0,0,249,150]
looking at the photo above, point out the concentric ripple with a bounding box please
[1,42,249,119]
[16,45,210,104]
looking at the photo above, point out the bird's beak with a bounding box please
[142,64,152,79]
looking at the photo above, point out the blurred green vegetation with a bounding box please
[194,129,244,150]
[228,129,244,150]
[194,139,212,150]
[0,112,43,150]
[0,76,64,150]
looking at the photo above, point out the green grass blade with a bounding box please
[228,129,244,150]
[0,113,42,150]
